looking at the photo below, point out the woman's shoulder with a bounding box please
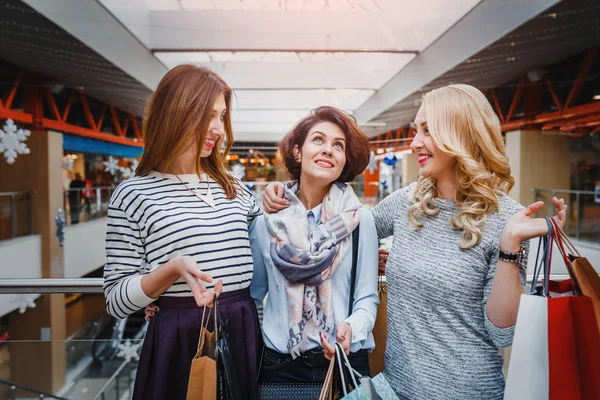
[110,174,160,205]
[497,194,525,218]
[384,182,416,205]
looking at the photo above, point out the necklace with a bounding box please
[175,174,217,210]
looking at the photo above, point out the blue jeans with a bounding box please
[258,347,371,384]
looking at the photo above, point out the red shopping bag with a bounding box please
[548,296,600,399]
[505,218,600,400]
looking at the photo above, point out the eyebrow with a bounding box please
[410,121,427,128]
[311,130,346,141]
[212,109,227,114]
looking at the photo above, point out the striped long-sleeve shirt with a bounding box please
[103,171,261,319]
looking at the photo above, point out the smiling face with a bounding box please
[410,105,456,180]
[200,93,227,157]
[293,121,347,185]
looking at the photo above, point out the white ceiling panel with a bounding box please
[99,0,481,52]
[154,52,414,89]
[231,89,374,111]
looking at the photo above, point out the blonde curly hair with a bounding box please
[407,84,515,249]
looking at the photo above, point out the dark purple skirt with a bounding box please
[133,288,262,400]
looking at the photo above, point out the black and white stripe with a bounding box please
[103,171,261,319]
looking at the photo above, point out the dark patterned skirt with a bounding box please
[133,288,262,400]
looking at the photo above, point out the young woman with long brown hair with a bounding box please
[103,65,262,399]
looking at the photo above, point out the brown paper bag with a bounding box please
[368,278,388,376]
[186,306,217,400]
[553,220,600,332]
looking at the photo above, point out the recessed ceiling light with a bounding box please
[593,94,600,101]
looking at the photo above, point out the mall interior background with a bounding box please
[0,0,599,398]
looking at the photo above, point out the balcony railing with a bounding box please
[0,279,141,400]
[63,187,114,226]
[533,188,599,244]
[0,191,33,241]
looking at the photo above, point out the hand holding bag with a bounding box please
[504,218,600,400]
[335,343,399,400]
[187,304,217,400]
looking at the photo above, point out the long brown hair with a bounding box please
[137,65,238,199]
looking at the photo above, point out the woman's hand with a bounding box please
[144,304,159,322]
[378,249,389,275]
[143,280,222,322]
[500,197,567,252]
[319,322,352,361]
[262,182,288,213]
[174,256,223,307]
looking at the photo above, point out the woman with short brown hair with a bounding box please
[103,65,262,399]
[250,106,379,385]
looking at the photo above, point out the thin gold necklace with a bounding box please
[175,174,217,210]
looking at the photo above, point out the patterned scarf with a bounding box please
[264,181,360,358]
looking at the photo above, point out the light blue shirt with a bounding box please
[249,206,379,354]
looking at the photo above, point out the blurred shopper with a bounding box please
[68,173,85,224]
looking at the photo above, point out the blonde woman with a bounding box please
[262,84,567,399]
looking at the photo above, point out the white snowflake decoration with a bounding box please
[0,119,31,164]
[367,151,378,174]
[117,339,142,362]
[231,163,246,180]
[118,159,138,180]
[63,156,74,172]
[9,294,36,314]
[102,156,120,176]
[119,166,134,180]
[130,159,139,174]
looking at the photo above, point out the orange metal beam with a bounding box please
[43,118,143,147]
[503,101,600,131]
[96,104,107,131]
[131,114,142,139]
[506,77,525,122]
[0,108,33,125]
[4,70,23,110]
[490,89,505,123]
[79,93,98,131]
[545,77,562,112]
[564,46,599,109]
[109,105,125,137]
[558,113,600,131]
[61,91,74,123]
[43,88,62,121]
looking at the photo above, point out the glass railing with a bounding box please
[0,279,143,400]
[0,191,33,241]
[533,188,599,244]
[63,187,114,226]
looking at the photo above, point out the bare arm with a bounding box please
[262,182,288,213]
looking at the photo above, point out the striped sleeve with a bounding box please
[238,180,262,226]
[103,200,156,319]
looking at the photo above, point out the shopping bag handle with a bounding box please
[550,219,583,295]
[334,343,361,389]
[530,217,554,297]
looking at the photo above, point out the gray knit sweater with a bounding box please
[372,183,528,400]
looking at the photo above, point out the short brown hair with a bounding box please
[279,106,370,182]
[137,65,238,199]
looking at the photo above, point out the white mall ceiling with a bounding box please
[23,0,561,141]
